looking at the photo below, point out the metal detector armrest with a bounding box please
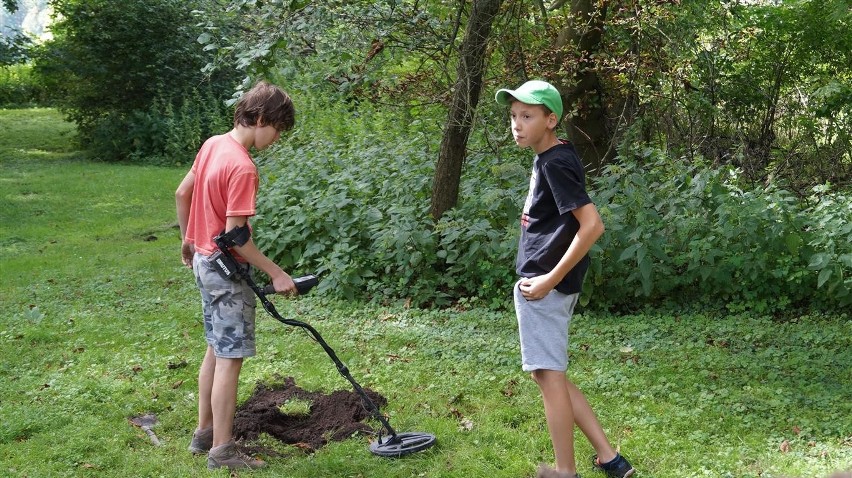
[210,225,252,281]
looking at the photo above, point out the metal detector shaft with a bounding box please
[239,271,401,441]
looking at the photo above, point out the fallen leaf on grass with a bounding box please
[167,360,187,370]
[502,379,518,397]
[385,353,410,363]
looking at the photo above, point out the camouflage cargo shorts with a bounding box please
[192,252,257,358]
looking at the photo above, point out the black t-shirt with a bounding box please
[516,141,592,295]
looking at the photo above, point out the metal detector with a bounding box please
[211,230,437,457]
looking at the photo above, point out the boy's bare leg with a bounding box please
[565,379,618,464]
[211,356,243,447]
[197,346,216,430]
[533,369,577,474]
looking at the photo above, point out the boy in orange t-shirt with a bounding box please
[175,81,296,470]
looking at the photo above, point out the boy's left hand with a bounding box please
[519,275,556,300]
[181,241,195,268]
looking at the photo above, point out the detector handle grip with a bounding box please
[262,275,319,296]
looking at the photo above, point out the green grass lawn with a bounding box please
[1,108,850,477]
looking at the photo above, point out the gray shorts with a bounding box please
[192,252,257,359]
[513,280,579,372]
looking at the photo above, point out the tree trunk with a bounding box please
[430,0,503,221]
[554,0,609,175]
[753,52,788,177]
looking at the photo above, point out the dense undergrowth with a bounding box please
[252,93,851,313]
[3,55,849,313]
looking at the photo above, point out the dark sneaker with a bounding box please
[592,453,635,478]
[187,427,213,454]
[207,442,266,470]
[537,464,581,478]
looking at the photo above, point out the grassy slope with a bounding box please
[0,109,849,477]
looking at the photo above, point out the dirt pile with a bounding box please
[233,376,386,452]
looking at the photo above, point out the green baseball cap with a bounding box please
[495,80,563,120]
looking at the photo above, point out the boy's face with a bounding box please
[509,101,558,152]
[253,123,282,150]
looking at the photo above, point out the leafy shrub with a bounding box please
[254,92,850,312]
[125,88,233,165]
[252,96,525,308]
[589,148,851,312]
[32,0,238,162]
[76,86,232,165]
[804,186,852,306]
[0,64,48,107]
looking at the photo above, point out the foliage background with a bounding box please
[23,0,240,163]
[1,0,850,311]
[189,0,852,311]
[251,91,851,311]
[1,0,851,473]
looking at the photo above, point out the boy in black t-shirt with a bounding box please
[495,80,635,478]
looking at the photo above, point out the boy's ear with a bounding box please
[547,112,559,130]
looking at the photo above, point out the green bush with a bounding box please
[254,94,850,312]
[0,64,48,107]
[588,149,851,312]
[128,88,232,165]
[32,0,238,163]
[75,86,232,165]
[252,96,524,308]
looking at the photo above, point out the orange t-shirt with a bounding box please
[185,133,258,257]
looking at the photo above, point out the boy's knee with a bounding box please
[530,369,557,384]
[530,368,571,389]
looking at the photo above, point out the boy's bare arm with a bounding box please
[175,171,196,268]
[224,216,297,295]
[518,203,605,300]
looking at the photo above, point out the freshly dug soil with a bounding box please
[233,376,387,452]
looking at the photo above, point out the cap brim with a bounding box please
[495,88,543,107]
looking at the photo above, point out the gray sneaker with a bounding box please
[187,427,213,454]
[207,442,266,470]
